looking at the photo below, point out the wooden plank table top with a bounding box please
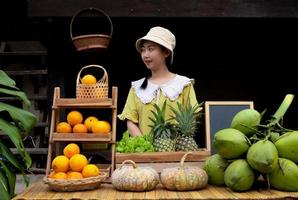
[13,179,298,200]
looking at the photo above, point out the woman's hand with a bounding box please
[127,120,142,137]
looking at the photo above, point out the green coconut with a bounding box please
[270,132,280,143]
[213,128,250,159]
[230,108,261,137]
[224,159,255,192]
[202,154,229,186]
[269,158,298,191]
[247,140,278,173]
[275,131,298,163]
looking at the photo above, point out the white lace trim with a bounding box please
[132,75,193,104]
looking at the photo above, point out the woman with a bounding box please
[118,26,199,136]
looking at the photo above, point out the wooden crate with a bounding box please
[116,100,213,165]
[116,149,210,164]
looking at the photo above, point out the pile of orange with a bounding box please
[49,143,100,179]
[56,110,111,134]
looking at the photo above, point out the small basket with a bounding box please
[70,7,113,52]
[43,172,108,192]
[76,65,109,99]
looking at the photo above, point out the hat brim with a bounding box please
[135,35,172,53]
[135,36,174,64]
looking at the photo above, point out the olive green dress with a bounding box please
[118,74,199,135]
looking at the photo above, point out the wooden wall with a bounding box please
[1,1,298,143]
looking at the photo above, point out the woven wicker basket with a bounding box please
[43,172,108,192]
[70,7,113,52]
[76,65,109,99]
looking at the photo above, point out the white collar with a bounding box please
[132,75,193,104]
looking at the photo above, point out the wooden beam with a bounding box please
[27,0,298,17]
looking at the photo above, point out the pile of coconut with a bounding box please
[203,94,298,192]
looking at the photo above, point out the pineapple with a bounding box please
[149,101,176,152]
[171,100,203,151]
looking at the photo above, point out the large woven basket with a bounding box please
[70,7,113,52]
[76,65,109,99]
[43,172,108,192]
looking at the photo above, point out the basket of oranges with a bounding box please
[43,143,108,192]
[43,173,108,192]
[76,64,108,99]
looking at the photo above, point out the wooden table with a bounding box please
[13,179,298,200]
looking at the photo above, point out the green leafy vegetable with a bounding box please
[116,131,154,153]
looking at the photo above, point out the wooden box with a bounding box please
[116,149,210,164]
[116,101,254,165]
[116,127,211,164]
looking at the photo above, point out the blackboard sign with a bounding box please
[205,101,254,154]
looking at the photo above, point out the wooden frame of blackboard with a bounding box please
[205,101,254,154]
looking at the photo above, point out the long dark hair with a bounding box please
[140,42,172,89]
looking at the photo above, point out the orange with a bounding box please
[67,110,83,126]
[91,120,111,134]
[73,123,88,134]
[84,116,99,132]
[81,74,97,84]
[82,164,100,178]
[69,154,88,172]
[56,122,72,133]
[67,171,83,179]
[52,155,69,172]
[53,172,67,179]
[63,143,80,158]
[48,171,56,178]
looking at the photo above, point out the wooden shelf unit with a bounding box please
[46,86,118,176]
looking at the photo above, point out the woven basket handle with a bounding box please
[70,7,113,40]
[76,64,109,85]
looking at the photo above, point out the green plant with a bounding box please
[149,101,176,152]
[170,100,203,151]
[116,131,154,153]
[0,70,37,199]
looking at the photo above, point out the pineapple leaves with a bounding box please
[148,100,203,152]
[149,103,166,124]
[170,100,203,137]
[149,100,176,140]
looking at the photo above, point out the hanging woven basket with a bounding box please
[76,64,109,99]
[70,7,113,52]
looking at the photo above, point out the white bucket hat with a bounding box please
[135,26,176,64]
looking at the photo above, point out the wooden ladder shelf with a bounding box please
[46,86,118,177]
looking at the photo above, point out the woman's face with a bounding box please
[140,41,170,70]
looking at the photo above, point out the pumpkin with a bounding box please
[111,160,159,191]
[160,152,208,191]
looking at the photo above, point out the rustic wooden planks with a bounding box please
[13,180,298,200]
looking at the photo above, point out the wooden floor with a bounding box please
[13,179,298,200]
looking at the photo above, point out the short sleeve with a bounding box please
[117,88,139,123]
[183,83,200,112]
